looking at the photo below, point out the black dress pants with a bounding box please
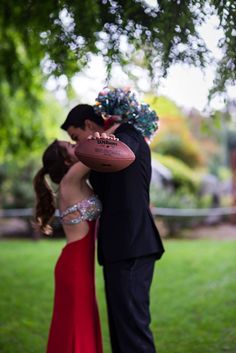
[103,255,157,353]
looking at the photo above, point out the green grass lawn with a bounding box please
[0,238,236,353]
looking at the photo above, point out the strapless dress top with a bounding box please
[59,195,102,225]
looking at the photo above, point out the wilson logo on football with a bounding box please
[96,140,117,146]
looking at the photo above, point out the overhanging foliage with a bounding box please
[0,0,235,92]
[0,0,235,157]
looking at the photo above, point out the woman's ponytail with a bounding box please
[33,167,56,235]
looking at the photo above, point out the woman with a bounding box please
[33,139,104,353]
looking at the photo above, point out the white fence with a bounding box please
[1,206,236,219]
[151,206,236,217]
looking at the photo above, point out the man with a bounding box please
[61,103,165,353]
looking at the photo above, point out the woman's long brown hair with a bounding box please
[33,140,70,235]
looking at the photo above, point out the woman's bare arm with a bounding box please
[61,161,90,186]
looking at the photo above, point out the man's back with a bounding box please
[89,123,164,264]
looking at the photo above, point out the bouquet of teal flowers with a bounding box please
[94,87,159,140]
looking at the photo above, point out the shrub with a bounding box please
[146,95,203,167]
[152,152,200,192]
[150,184,212,237]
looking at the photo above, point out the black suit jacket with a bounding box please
[89,123,164,265]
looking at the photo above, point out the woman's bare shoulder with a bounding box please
[62,162,90,184]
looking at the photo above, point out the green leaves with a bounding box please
[0,0,235,162]
[0,0,235,95]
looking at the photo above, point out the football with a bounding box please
[75,138,135,172]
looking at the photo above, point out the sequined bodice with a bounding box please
[60,195,102,225]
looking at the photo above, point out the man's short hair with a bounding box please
[61,104,104,130]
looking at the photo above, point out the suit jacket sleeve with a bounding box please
[115,129,140,155]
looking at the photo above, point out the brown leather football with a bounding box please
[75,138,135,172]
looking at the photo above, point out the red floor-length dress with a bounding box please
[46,220,103,353]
